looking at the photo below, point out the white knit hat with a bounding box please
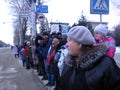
[67,26,95,45]
[94,24,108,36]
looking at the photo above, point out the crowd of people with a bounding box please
[12,24,120,90]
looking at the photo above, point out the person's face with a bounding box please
[94,32,104,43]
[94,32,104,39]
[51,35,56,39]
[52,38,60,47]
[66,37,81,56]
[37,40,41,43]
[43,35,48,40]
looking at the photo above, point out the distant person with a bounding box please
[94,24,116,58]
[58,26,120,90]
[11,45,13,50]
[12,45,19,58]
[19,45,25,66]
[24,41,31,69]
[45,36,62,86]
[40,32,52,80]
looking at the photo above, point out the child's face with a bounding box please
[94,33,104,43]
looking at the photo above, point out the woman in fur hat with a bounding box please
[58,26,120,90]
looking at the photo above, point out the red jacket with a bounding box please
[24,45,29,57]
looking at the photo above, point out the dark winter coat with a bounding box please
[40,38,52,59]
[58,44,120,90]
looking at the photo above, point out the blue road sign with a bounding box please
[36,5,48,13]
[90,0,109,14]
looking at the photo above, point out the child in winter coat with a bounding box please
[19,46,25,66]
[94,24,116,58]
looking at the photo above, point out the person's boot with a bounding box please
[26,66,30,69]
[49,82,55,86]
[38,72,43,76]
[41,75,48,80]
[46,82,51,86]
[44,75,48,80]
[22,61,25,67]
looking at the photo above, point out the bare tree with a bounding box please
[5,0,21,45]
[21,17,28,44]
[111,0,120,9]
[6,0,30,45]
[110,0,120,15]
[7,0,50,45]
[114,24,120,46]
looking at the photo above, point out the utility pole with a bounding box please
[31,0,37,38]
[38,0,41,4]
[37,0,43,34]
[100,14,102,24]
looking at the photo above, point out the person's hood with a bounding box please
[65,44,109,70]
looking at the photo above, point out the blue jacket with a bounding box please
[40,38,52,59]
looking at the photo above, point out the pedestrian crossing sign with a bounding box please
[90,0,109,14]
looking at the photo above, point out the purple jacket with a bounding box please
[12,46,18,54]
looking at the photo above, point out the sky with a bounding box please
[0,1,14,45]
[0,0,120,45]
[45,0,119,27]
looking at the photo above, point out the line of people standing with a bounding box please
[32,32,68,88]
[17,24,120,90]
[18,31,68,89]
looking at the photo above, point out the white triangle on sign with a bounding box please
[94,0,108,10]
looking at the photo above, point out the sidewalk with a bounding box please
[33,70,55,90]
[18,60,55,90]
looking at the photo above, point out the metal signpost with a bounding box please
[90,0,109,23]
[36,5,48,33]
[31,1,36,38]
[36,5,48,23]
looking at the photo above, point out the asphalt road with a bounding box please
[0,48,47,90]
